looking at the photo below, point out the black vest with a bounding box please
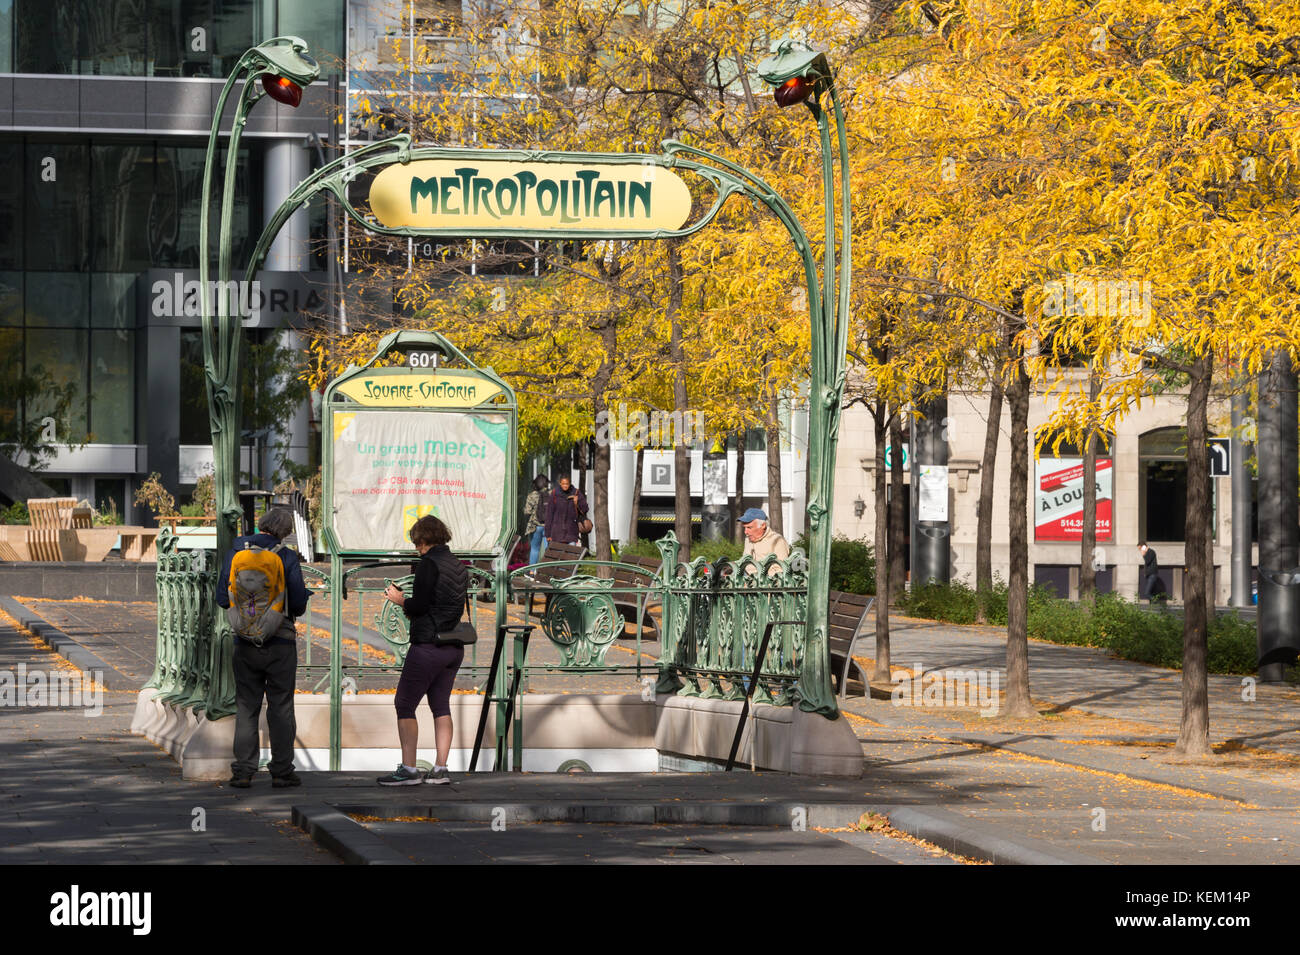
[408,545,469,644]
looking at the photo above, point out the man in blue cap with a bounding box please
[738,507,790,573]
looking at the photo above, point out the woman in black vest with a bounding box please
[377,515,469,786]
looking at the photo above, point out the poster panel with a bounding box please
[918,465,949,522]
[1035,457,1113,541]
[331,409,509,552]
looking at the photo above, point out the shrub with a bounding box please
[905,584,1260,677]
[0,501,28,525]
[133,472,174,521]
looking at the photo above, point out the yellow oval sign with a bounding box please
[336,373,504,408]
[368,158,693,234]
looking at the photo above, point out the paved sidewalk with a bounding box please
[869,615,1300,756]
[4,597,1300,864]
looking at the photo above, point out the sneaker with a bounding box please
[377,765,424,786]
[271,771,302,789]
[424,767,451,785]
[229,775,252,789]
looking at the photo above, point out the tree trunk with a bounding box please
[976,376,1004,611]
[1004,344,1035,718]
[888,413,906,599]
[766,389,784,537]
[1176,350,1214,757]
[872,403,891,684]
[592,436,610,568]
[733,429,747,544]
[1079,363,1100,603]
[627,445,643,542]
[668,241,691,562]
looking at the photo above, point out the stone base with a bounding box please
[131,689,864,779]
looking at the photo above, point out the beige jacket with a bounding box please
[742,525,790,572]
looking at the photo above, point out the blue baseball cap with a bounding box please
[738,508,768,523]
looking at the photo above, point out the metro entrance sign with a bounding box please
[369,158,693,233]
[197,35,852,728]
[323,333,516,556]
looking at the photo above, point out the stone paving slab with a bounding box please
[354,820,931,865]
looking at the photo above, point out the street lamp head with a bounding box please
[252,36,319,108]
[757,37,830,108]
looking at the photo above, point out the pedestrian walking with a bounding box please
[543,474,589,546]
[524,474,549,564]
[1138,542,1167,604]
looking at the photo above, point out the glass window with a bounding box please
[147,0,214,77]
[91,273,137,330]
[179,329,210,444]
[26,272,89,328]
[91,328,135,444]
[92,144,156,273]
[0,142,20,270]
[25,143,90,271]
[0,327,21,443]
[211,0,257,77]
[93,478,127,519]
[0,0,11,73]
[25,327,88,443]
[15,0,150,75]
[0,272,21,326]
[152,145,254,268]
[277,0,345,76]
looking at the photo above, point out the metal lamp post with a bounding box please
[753,37,852,717]
[199,36,318,717]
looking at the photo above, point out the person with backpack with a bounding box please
[523,474,549,564]
[216,507,311,789]
[377,514,472,786]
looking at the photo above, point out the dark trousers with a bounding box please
[231,639,298,778]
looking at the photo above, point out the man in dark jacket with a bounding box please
[216,507,310,788]
[1138,542,1165,603]
[543,474,588,545]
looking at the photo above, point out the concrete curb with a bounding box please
[0,595,136,691]
[885,806,1108,865]
[297,798,1103,865]
[292,804,413,865]
[330,801,870,828]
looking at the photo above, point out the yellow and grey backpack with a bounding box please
[227,542,288,646]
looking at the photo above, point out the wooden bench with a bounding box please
[826,590,875,699]
[518,540,587,615]
[610,553,663,638]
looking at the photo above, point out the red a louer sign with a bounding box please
[1035,457,1113,541]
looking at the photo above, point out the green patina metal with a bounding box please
[159,33,851,768]
[540,576,619,667]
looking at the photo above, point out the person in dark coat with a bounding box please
[1138,542,1166,603]
[543,474,588,545]
[377,515,469,786]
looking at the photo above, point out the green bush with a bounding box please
[616,536,753,566]
[905,585,1260,676]
[792,533,876,595]
[0,501,28,525]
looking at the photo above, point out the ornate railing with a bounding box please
[653,533,809,705]
[147,528,220,713]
